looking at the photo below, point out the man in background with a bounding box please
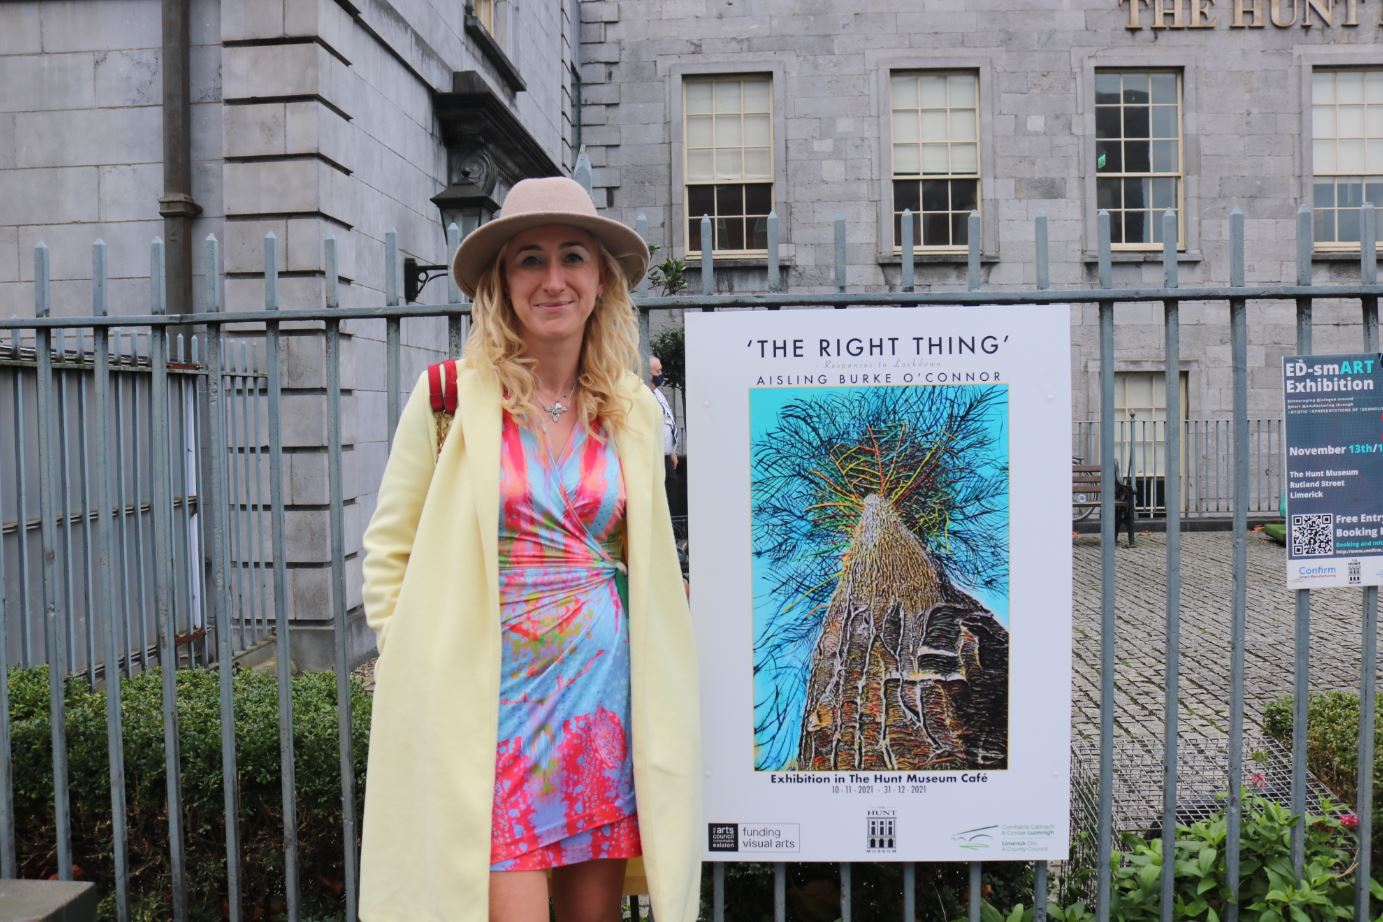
[649,355,682,513]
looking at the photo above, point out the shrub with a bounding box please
[965,792,1373,922]
[9,665,370,921]
[650,325,685,390]
[1264,690,1381,873]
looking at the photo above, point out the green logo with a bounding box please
[951,824,998,851]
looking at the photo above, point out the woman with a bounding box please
[358,177,701,922]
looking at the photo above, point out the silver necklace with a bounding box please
[536,383,575,424]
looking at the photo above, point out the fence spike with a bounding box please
[574,146,593,193]
[324,235,340,309]
[901,209,915,293]
[1361,202,1377,286]
[1035,211,1049,291]
[635,213,650,299]
[834,212,847,296]
[767,210,781,294]
[967,211,981,291]
[1162,209,1178,289]
[701,215,713,298]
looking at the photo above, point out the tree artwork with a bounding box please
[750,385,1011,772]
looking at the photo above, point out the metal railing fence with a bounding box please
[0,199,1378,922]
[2,329,276,679]
[1072,417,1286,516]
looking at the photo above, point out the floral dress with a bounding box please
[489,413,641,870]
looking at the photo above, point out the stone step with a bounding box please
[0,879,97,922]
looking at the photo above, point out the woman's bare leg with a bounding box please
[490,869,550,922]
[550,858,629,922]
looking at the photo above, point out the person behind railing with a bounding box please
[648,353,684,516]
[357,177,701,922]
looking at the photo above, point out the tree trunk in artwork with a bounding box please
[796,494,1009,771]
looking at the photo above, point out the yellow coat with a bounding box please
[358,363,702,921]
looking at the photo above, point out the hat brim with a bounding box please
[450,211,650,298]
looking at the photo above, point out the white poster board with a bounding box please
[685,306,1073,862]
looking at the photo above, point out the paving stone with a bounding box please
[1070,530,1379,748]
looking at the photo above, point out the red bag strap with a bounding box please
[426,359,459,415]
[443,359,459,414]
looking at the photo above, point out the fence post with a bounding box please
[204,233,242,922]
[264,232,302,921]
[151,238,190,918]
[1225,209,1249,922]
[1159,208,1182,922]
[385,228,401,445]
[33,243,75,883]
[326,234,361,922]
[1096,209,1116,922]
[92,240,131,920]
[1355,202,1379,922]
[1290,205,1314,874]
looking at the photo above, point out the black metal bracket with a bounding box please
[404,257,449,303]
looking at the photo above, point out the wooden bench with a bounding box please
[1073,464,1137,546]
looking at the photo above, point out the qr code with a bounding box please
[1291,514,1335,557]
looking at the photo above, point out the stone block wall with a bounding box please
[0,0,575,668]
[0,0,225,319]
[582,0,1383,425]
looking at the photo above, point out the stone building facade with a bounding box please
[578,0,1381,452]
[0,0,580,666]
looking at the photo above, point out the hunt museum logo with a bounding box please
[866,808,897,853]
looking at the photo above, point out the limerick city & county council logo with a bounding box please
[866,808,897,853]
[952,825,997,851]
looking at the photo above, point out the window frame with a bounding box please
[1093,68,1186,253]
[668,61,789,262]
[1308,65,1383,253]
[874,54,998,264]
[681,74,775,258]
[888,70,983,256]
[1077,50,1200,261]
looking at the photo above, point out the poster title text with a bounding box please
[748,334,1010,359]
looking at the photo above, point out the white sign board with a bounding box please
[686,306,1073,862]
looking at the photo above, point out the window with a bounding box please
[473,0,495,33]
[890,72,979,251]
[1095,70,1183,250]
[1311,69,1383,248]
[684,75,773,255]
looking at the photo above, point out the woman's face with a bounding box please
[503,224,605,353]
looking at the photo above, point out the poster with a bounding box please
[685,306,1073,862]
[1283,353,1383,589]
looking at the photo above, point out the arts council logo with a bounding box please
[708,823,738,852]
[952,824,997,851]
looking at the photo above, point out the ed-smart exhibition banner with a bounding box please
[1283,353,1383,589]
[685,305,1073,863]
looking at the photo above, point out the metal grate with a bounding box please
[1067,735,1344,900]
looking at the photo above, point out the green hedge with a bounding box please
[1264,690,1381,876]
[9,665,370,921]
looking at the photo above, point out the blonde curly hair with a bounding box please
[461,237,641,434]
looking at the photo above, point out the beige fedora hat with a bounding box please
[450,176,650,297]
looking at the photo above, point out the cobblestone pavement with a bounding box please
[1072,529,1376,745]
